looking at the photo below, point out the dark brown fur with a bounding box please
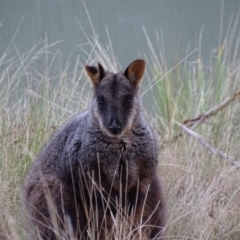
[22,59,165,239]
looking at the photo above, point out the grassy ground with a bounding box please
[1,32,240,239]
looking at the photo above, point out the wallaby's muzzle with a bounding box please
[109,118,121,135]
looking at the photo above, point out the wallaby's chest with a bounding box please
[81,134,140,166]
[78,132,155,192]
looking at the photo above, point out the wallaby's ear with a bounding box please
[97,62,105,80]
[85,62,105,86]
[124,59,145,88]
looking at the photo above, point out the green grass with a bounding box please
[142,29,240,239]
[1,28,240,239]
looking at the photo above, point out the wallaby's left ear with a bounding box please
[85,62,105,86]
[124,59,145,88]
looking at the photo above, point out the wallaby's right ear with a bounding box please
[124,59,145,89]
[85,63,105,86]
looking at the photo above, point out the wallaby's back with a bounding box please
[22,59,165,240]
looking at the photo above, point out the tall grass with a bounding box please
[141,18,240,239]
[1,22,240,239]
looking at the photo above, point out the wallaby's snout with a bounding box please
[109,117,121,135]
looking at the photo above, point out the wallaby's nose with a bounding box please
[109,119,121,135]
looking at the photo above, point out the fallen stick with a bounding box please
[174,121,240,167]
[174,120,240,168]
[168,90,240,143]
[183,90,240,128]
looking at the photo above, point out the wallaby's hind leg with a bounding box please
[23,175,88,240]
[148,175,165,239]
[131,175,165,239]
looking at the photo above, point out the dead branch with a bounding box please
[168,90,240,143]
[174,120,240,168]
[183,90,240,128]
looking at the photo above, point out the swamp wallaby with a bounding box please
[22,59,165,239]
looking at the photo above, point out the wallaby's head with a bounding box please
[85,59,145,137]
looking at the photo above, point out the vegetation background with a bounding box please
[1,1,240,239]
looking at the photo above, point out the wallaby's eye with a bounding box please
[124,95,133,108]
[97,96,106,109]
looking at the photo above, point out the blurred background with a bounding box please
[1,0,240,69]
[1,3,240,239]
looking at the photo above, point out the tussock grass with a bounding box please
[1,25,240,239]
[142,24,240,239]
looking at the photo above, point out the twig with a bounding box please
[184,90,240,128]
[169,90,240,143]
[174,120,240,168]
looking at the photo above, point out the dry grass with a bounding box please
[1,24,240,239]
